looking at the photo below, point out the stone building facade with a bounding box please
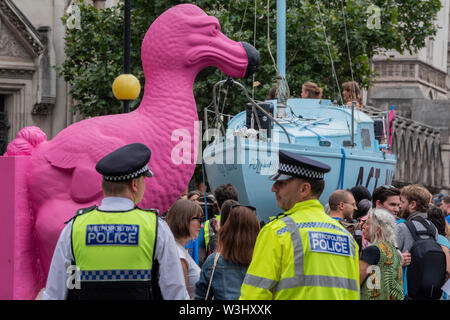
[367,0,450,192]
[0,0,111,154]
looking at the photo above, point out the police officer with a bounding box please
[43,143,189,300]
[240,150,360,300]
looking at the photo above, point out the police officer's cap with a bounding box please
[96,143,153,182]
[269,150,331,181]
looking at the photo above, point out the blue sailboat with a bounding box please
[202,1,397,223]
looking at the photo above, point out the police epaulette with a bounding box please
[64,205,97,224]
[136,206,160,215]
[269,212,286,222]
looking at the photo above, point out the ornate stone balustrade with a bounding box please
[364,105,445,193]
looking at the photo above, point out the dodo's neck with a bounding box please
[137,68,198,114]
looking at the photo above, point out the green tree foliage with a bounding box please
[60,0,441,117]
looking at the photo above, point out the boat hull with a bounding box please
[203,137,396,223]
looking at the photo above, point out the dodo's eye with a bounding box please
[211,24,220,35]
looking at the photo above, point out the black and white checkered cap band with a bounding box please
[103,165,151,182]
[279,163,324,180]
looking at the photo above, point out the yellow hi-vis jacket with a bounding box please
[72,208,157,281]
[240,200,360,300]
[204,214,221,250]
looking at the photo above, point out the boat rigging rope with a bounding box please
[340,0,356,99]
[314,1,344,106]
[339,0,361,124]
[252,0,257,99]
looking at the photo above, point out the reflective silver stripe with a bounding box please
[275,216,359,293]
[277,222,349,235]
[280,216,304,274]
[80,269,151,281]
[243,274,278,290]
[277,274,359,292]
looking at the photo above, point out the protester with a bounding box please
[372,185,402,221]
[266,85,278,100]
[219,199,240,228]
[301,81,323,99]
[42,143,189,300]
[328,190,357,222]
[350,185,372,220]
[328,190,362,252]
[396,184,438,250]
[432,193,445,208]
[342,81,363,110]
[427,207,450,282]
[240,150,360,300]
[187,190,201,202]
[166,199,203,299]
[360,208,404,300]
[372,184,411,266]
[195,205,260,300]
[396,184,446,300]
[198,184,239,264]
[440,195,450,224]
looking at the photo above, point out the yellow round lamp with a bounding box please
[112,74,141,100]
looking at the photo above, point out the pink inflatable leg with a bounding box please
[0,156,44,300]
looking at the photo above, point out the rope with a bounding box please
[266,0,278,76]
[339,148,346,189]
[252,0,257,99]
[339,0,360,123]
[315,1,344,106]
[201,158,209,221]
[340,0,356,96]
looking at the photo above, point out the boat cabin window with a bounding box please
[361,128,371,148]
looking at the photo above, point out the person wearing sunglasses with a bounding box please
[166,199,204,299]
[240,150,360,300]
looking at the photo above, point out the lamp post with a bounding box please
[123,0,131,113]
[112,0,140,112]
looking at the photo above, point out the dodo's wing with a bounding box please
[43,116,127,203]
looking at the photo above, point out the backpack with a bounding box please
[404,216,447,300]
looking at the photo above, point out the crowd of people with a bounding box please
[42,142,449,301]
[174,183,449,300]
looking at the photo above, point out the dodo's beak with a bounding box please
[241,42,260,79]
[186,30,260,79]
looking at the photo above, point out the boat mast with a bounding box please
[276,0,286,84]
[276,0,288,119]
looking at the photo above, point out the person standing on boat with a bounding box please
[301,81,323,99]
[240,150,360,300]
[342,81,363,110]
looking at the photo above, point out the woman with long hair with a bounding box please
[194,205,260,300]
[301,81,323,99]
[360,208,404,300]
[166,199,204,299]
[342,81,363,110]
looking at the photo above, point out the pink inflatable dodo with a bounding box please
[4,4,258,298]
